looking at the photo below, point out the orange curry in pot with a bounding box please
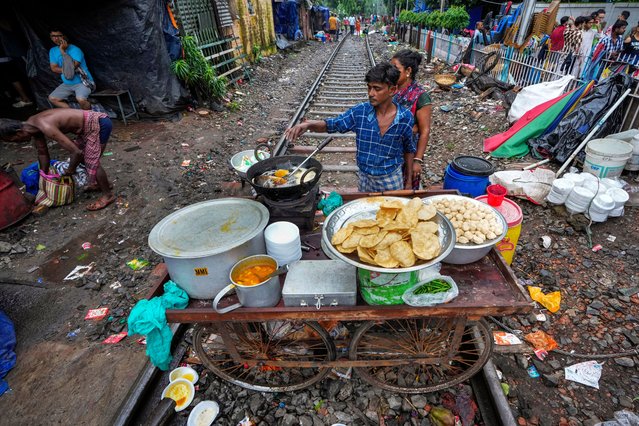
[235,264,276,286]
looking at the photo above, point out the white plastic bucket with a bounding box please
[626,134,639,171]
[583,139,633,178]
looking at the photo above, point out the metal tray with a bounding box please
[321,196,456,273]
[282,260,356,308]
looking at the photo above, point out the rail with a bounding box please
[273,35,349,156]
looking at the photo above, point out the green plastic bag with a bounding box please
[358,269,419,305]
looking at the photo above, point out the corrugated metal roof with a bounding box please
[214,0,233,27]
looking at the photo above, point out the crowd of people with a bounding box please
[322,14,392,43]
[543,9,639,78]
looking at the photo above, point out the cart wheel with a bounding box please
[349,318,492,393]
[193,321,336,392]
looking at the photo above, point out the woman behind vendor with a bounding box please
[391,49,433,189]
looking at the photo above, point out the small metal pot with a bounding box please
[213,255,282,313]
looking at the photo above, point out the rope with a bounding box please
[489,316,639,360]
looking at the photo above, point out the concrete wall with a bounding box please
[530,2,639,25]
[231,0,277,60]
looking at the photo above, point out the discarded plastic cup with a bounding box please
[486,184,507,206]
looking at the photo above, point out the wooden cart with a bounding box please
[147,220,532,394]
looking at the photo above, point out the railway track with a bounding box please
[274,34,377,192]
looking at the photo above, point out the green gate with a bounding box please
[171,0,246,83]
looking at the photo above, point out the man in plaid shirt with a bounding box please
[596,19,627,60]
[285,63,415,192]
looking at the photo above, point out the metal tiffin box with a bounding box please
[282,260,357,308]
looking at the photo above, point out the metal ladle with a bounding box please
[283,136,333,181]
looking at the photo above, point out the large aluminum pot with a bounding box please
[148,199,270,299]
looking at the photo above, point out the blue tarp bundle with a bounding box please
[0,310,16,397]
[275,0,301,40]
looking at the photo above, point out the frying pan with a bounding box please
[246,155,323,200]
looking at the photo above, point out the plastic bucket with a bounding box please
[443,164,491,198]
[583,138,633,178]
[476,196,522,265]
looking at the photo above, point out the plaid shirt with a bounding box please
[597,34,624,56]
[325,101,415,176]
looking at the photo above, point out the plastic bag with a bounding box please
[402,275,459,307]
[507,75,574,124]
[564,360,603,389]
[595,410,639,426]
[490,169,556,205]
[0,310,17,396]
[524,330,558,351]
[527,286,561,313]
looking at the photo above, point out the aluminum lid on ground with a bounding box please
[148,199,269,259]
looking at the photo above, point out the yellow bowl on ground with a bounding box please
[169,366,199,384]
[161,378,195,412]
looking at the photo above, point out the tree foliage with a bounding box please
[171,36,227,102]
[398,6,469,30]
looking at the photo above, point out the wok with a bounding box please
[246,155,323,200]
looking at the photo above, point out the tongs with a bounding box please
[285,136,333,180]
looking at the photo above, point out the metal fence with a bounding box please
[409,28,639,130]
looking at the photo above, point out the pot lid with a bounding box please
[451,156,495,177]
[475,195,523,226]
[149,199,269,259]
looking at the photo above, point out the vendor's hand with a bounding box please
[283,123,307,142]
[412,162,422,181]
[59,39,68,51]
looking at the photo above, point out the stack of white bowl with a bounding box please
[264,221,302,266]
[587,194,615,222]
[547,178,575,204]
[606,187,630,217]
[580,173,607,195]
[564,172,585,188]
[601,177,624,190]
[565,187,595,214]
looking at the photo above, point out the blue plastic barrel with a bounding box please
[443,163,491,197]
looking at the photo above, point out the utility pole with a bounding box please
[440,0,444,12]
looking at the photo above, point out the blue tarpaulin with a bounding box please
[275,0,301,40]
[0,310,16,397]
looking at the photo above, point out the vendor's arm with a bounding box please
[412,99,432,180]
[284,120,327,141]
[40,126,83,175]
[32,134,51,174]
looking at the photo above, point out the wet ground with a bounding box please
[0,32,638,425]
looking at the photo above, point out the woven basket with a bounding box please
[460,65,474,77]
[434,73,457,88]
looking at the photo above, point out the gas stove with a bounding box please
[257,186,320,231]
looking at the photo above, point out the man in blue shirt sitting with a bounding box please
[48,30,94,110]
[284,63,415,192]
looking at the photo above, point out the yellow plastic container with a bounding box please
[475,196,523,265]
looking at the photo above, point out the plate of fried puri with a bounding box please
[321,197,456,273]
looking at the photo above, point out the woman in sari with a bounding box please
[391,49,433,189]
